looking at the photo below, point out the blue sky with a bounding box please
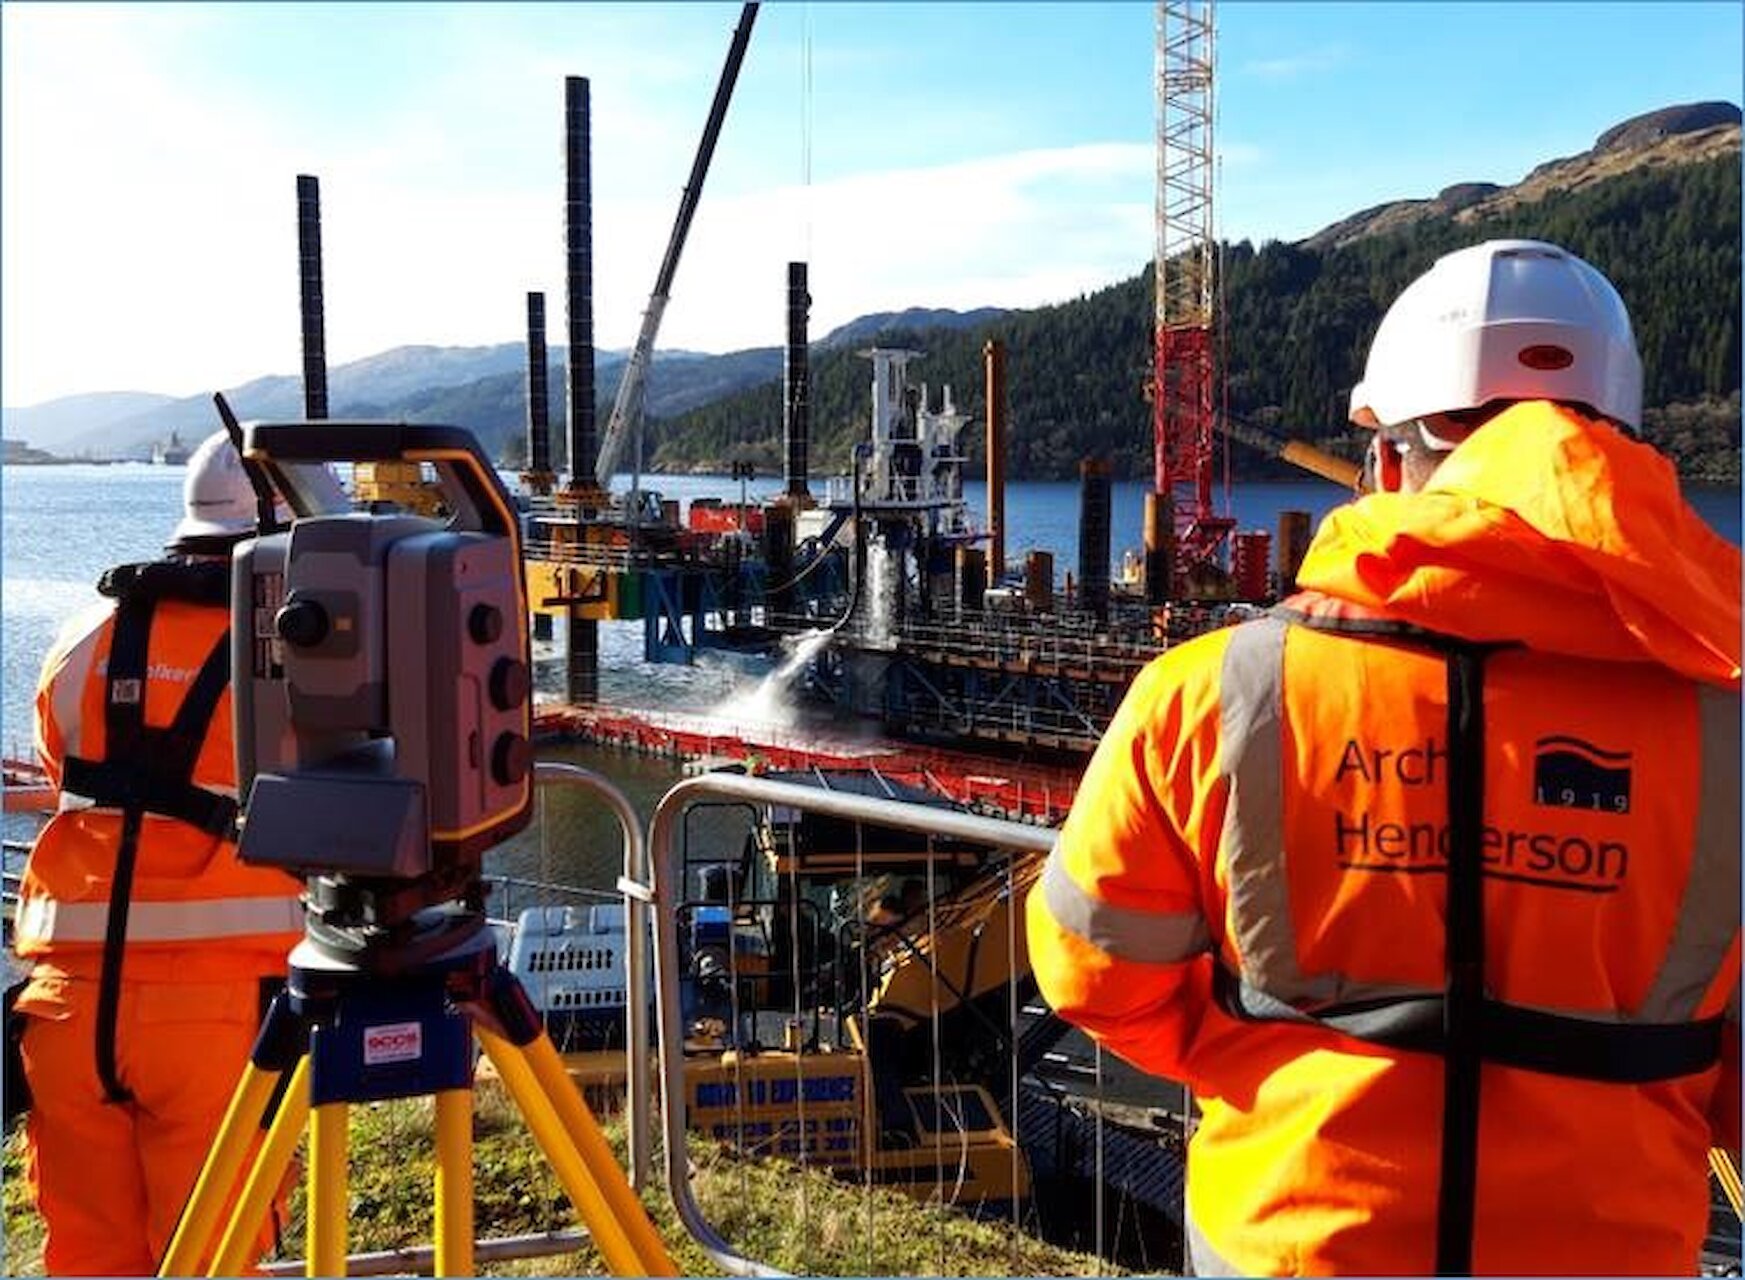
[3,1,1740,407]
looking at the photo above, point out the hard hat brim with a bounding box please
[169,514,256,545]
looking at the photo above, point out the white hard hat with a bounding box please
[168,430,347,551]
[1348,239,1642,432]
[169,430,262,548]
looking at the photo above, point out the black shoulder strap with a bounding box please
[1435,646,1487,1276]
[162,633,232,779]
[97,559,230,609]
[61,627,237,837]
[103,595,154,759]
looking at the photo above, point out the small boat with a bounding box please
[152,431,192,465]
[3,757,54,814]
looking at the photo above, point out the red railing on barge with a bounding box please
[6,721,1084,827]
[534,704,1081,825]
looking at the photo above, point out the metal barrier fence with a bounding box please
[521,761,655,1190]
[641,770,1160,1278]
[3,840,26,956]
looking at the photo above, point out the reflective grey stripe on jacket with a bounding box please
[44,604,111,758]
[1185,1209,1242,1276]
[14,894,304,945]
[1037,847,1210,965]
[1218,615,1742,1024]
[1637,684,1742,1020]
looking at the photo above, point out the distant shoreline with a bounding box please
[4,453,1740,491]
[4,454,124,466]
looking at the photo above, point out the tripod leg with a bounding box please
[161,981,309,1277]
[159,1058,297,1276]
[433,1089,475,1276]
[476,1027,676,1277]
[308,1101,349,1276]
[521,1031,679,1271]
[210,1056,312,1276]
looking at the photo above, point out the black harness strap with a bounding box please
[91,594,154,1105]
[63,618,237,837]
[1212,967,1724,1083]
[97,559,230,610]
[159,633,234,774]
[60,756,236,837]
[74,599,233,1106]
[1436,646,1487,1276]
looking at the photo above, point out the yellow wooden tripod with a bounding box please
[158,930,675,1277]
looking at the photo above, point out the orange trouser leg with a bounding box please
[20,974,269,1276]
[21,984,153,1276]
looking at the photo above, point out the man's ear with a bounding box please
[1364,435,1404,494]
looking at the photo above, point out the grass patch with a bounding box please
[5,1081,1119,1276]
[3,1129,43,1275]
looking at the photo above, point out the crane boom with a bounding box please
[595,2,759,487]
[1221,415,1361,489]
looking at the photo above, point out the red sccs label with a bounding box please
[362,1021,423,1065]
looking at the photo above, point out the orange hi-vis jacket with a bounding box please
[1028,402,1741,1275]
[16,591,303,984]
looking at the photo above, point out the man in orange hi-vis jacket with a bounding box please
[1028,240,1740,1276]
[11,433,333,1275]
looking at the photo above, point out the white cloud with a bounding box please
[1217,140,1267,169]
[3,4,1158,407]
[1240,44,1351,80]
[640,143,1154,353]
[0,3,769,404]
[5,10,313,399]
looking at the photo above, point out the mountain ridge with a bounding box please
[2,309,1007,461]
[1302,100,1740,251]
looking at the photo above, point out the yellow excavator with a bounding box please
[508,768,1047,1212]
[668,769,1046,1212]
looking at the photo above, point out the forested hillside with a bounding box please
[651,151,1741,483]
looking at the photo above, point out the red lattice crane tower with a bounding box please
[1152,0,1232,597]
